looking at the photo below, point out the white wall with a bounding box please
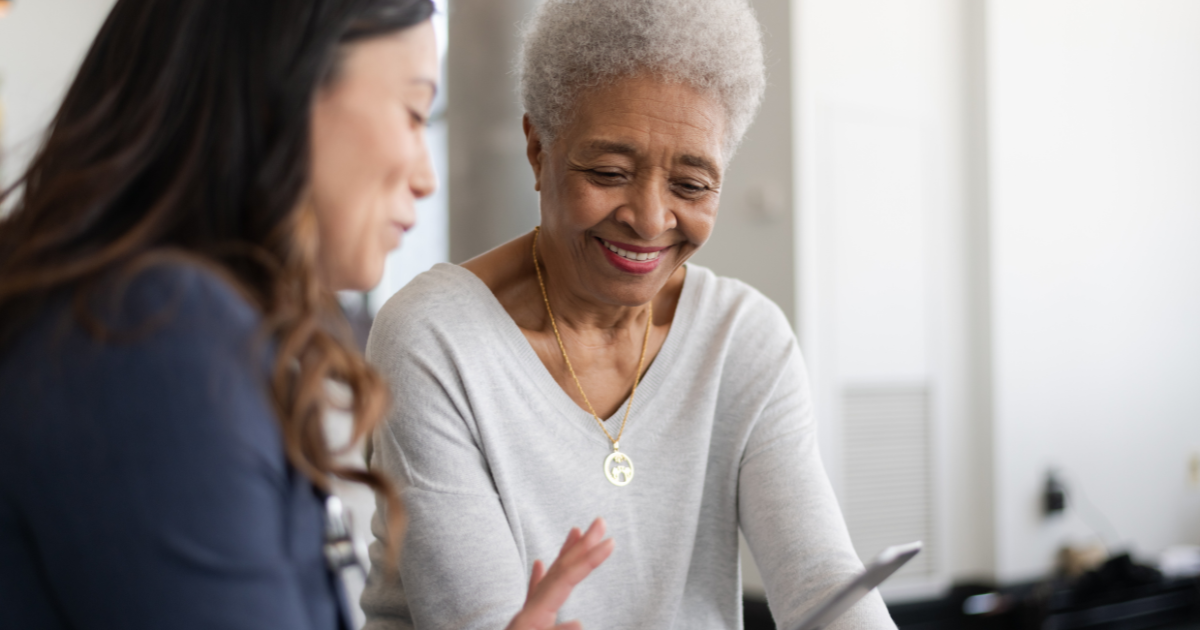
[0,0,117,188]
[443,0,539,263]
[795,0,1200,590]
[987,0,1200,582]
[794,0,994,596]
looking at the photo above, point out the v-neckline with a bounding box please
[447,262,701,448]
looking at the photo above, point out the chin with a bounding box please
[357,270,385,293]
[593,253,682,300]
[335,263,385,294]
[593,276,664,307]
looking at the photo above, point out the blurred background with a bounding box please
[3,0,1198,628]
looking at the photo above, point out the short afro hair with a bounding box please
[518,0,766,163]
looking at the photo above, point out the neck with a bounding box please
[546,274,647,334]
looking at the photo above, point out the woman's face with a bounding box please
[528,76,726,307]
[309,21,439,292]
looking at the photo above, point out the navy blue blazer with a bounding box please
[0,264,348,629]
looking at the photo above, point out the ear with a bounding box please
[523,114,544,192]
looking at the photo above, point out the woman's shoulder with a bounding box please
[0,258,282,475]
[4,258,267,389]
[3,258,260,359]
[0,260,271,433]
[369,263,495,344]
[114,259,261,334]
[685,263,792,339]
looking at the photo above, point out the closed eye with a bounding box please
[672,179,712,199]
[408,108,430,128]
[589,169,627,184]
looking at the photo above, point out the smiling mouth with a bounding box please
[598,238,667,262]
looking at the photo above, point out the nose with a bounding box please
[615,175,676,240]
[410,134,437,200]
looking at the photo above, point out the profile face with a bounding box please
[529,75,726,306]
[309,21,440,292]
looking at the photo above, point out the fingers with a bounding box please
[553,518,608,577]
[525,559,545,604]
[559,526,582,557]
[550,622,583,630]
[558,518,601,562]
[524,519,614,615]
[509,518,614,630]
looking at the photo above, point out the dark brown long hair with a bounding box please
[0,0,434,552]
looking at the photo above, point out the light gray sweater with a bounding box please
[361,263,896,630]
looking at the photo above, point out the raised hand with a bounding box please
[505,518,615,630]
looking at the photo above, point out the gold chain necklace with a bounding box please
[532,227,651,487]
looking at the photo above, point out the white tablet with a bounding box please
[790,541,923,630]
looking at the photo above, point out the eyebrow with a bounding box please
[581,139,721,180]
[679,153,721,181]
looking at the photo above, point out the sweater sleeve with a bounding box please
[0,266,335,630]
[361,288,528,630]
[735,301,897,630]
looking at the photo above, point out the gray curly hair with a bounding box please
[518,0,766,163]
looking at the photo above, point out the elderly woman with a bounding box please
[362,0,896,629]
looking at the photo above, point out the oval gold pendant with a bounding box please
[604,450,634,486]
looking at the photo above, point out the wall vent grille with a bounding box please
[841,384,934,580]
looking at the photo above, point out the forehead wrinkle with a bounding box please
[589,100,725,166]
[568,89,724,172]
[602,97,721,131]
[579,139,639,158]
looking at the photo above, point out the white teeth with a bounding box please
[602,239,662,262]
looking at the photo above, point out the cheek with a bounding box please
[374,125,416,188]
[550,176,620,230]
[312,204,393,290]
[310,106,414,289]
[312,100,411,211]
[675,198,720,250]
[692,199,720,238]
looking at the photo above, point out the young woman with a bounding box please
[0,1,611,628]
